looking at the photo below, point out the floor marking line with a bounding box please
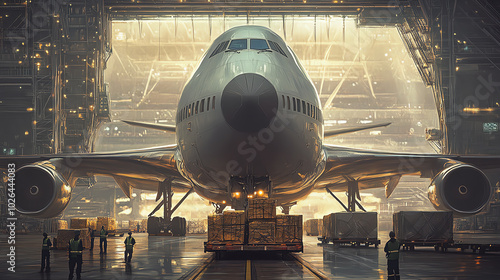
[291,254,330,280]
[246,259,251,280]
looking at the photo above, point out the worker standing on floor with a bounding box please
[40,232,52,273]
[68,230,83,280]
[88,227,95,251]
[384,231,401,280]
[99,226,108,254]
[124,231,136,263]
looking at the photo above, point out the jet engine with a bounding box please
[428,164,491,215]
[14,164,72,218]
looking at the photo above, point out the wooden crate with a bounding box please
[276,215,302,243]
[248,199,276,220]
[207,214,245,243]
[56,229,91,250]
[96,217,116,231]
[249,221,275,244]
[70,218,89,229]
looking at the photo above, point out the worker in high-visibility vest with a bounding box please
[68,230,83,280]
[40,232,52,273]
[99,226,108,254]
[384,231,401,280]
[124,231,136,263]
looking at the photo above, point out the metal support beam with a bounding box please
[326,187,349,212]
[170,188,193,215]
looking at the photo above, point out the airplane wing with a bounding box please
[0,145,191,217]
[315,144,500,214]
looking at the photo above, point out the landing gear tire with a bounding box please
[171,217,187,236]
[147,216,161,235]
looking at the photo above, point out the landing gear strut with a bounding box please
[279,202,297,215]
[326,179,366,212]
[147,179,193,235]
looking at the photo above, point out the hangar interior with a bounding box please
[0,0,500,262]
[1,0,499,231]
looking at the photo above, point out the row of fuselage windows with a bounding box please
[209,38,288,58]
[177,96,216,124]
[282,95,323,122]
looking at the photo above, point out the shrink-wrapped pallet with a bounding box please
[393,211,453,242]
[323,212,377,240]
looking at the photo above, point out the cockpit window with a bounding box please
[228,39,247,50]
[250,39,269,50]
[268,41,287,57]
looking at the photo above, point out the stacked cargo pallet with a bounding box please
[97,217,116,231]
[208,211,246,244]
[70,218,89,229]
[248,199,277,244]
[304,219,322,236]
[276,215,302,243]
[56,229,91,250]
[140,219,148,232]
[187,219,208,234]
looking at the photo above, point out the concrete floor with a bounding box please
[1,233,499,279]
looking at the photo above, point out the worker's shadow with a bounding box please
[40,272,52,280]
[125,263,133,275]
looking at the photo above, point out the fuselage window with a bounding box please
[296,98,301,113]
[207,97,211,111]
[311,106,315,119]
[292,97,297,111]
[282,95,285,108]
[188,104,192,117]
[307,103,310,117]
[302,101,306,115]
[195,101,199,114]
[228,39,247,50]
[250,39,269,50]
[212,96,216,110]
[287,96,291,110]
[200,99,205,113]
[192,103,195,116]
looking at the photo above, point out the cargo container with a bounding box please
[319,212,380,247]
[205,199,303,254]
[304,219,322,236]
[393,211,453,251]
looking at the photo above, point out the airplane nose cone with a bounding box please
[221,73,278,133]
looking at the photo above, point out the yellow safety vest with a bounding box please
[69,239,82,257]
[42,237,50,251]
[125,236,134,250]
[100,229,107,238]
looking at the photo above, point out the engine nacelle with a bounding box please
[428,164,491,215]
[14,164,72,218]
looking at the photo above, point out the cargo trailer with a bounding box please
[319,212,380,247]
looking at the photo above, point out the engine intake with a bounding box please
[15,164,72,218]
[428,164,491,215]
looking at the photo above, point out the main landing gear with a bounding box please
[147,179,193,236]
[326,178,366,212]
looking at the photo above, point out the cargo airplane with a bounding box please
[1,26,498,221]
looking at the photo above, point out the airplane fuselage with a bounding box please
[175,26,325,205]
